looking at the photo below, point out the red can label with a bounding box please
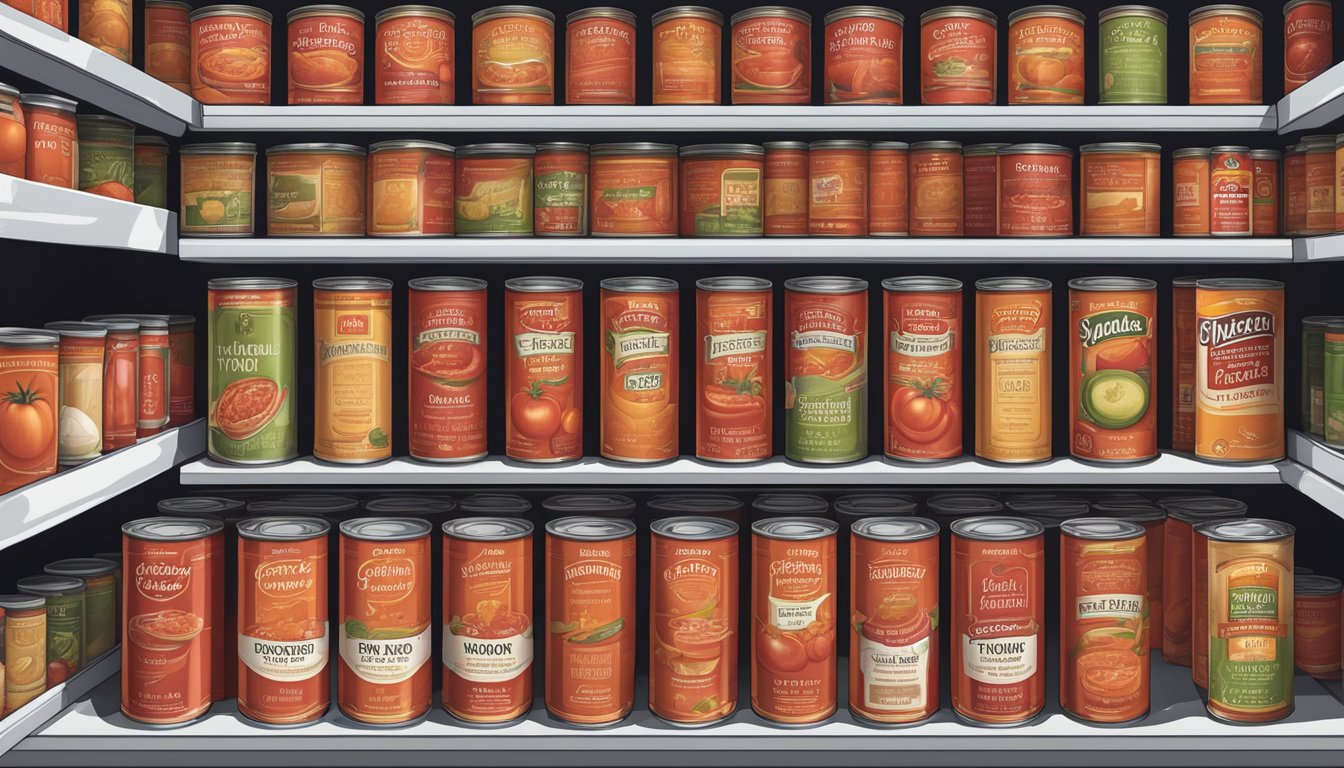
[1210,149,1252,236]
[409,283,487,461]
[885,286,961,461]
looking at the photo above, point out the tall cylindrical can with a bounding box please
[729,7,811,105]
[534,143,589,236]
[808,140,869,236]
[650,6,723,104]
[545,516,637,726]
[975,277,1052,463]
[920,7,997,104]
[823,6,903,104]
[1171,276,1199,453]
[996,144,1074,236]
[16,575,82,683]
[134,316,171,439]
[44,322,105,466]
[21,94,77,190]
[962,143,1007,237]
[313,277,393,464]
[696,277,772,463]
[868,142,908,236]
[1302,134,1336,235]
[86,318,137,453]
[1285,0,1332,93]
[909,141,964,236]
[373,6,455,105]
[286,5,364,105]
[0,594,46,714]
[504,277,583,462]
[1172,148,1211,236]
[784,276,868,464]
[1250,148,1281,236]
[600,277,679,463]
[1079,142,1162,236]
[1194,278,1284,462]
[133,135,169,208]
[166,315,195,428]
[471,6,555,104]
[883,276,962,462]
[1159,495,1247,667]
[408,277,488,462]
[1096,501,1167,653]
[763,141,809,235]
[1210,147,1252,237]
[565,8,636,104]
[1287,143,1307,235]
[1098,5,1168,104]
[1294,575,1342,680]
[1007,6,1085,104]
[45,562,114,666]
[0,328,57,495]
[1189,5,1263,104]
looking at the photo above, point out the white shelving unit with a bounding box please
[0,176,177,254]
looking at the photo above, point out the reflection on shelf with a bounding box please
[0,176,177,254]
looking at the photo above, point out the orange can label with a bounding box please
[1195,282,1284,462]
[1190,10,1263,104]
[1172,155,1211,235]
[1305,148,1335,234]
[505,283,582,462]
[137,331,171,437]
[910,146,963,236]
[1288,149,1308,234]
[730,13,810,104]
[314,286,393,463]
[168,326,194,428]
[962,151,997,236]
[997,149,1073,236]
[1008,12,1083,104]
[1252,155,1280,237]
[146,1,191,92]
[1172,282,1198,453]
[408,281,487,461]
[1295,590,1342,679]
[921,12,996,104]
[601,282,679,462]
[651,13,721,104]
[1210,149,1252,236]
[1069,281,1157,462]
[1285,0,1332,93]
[5,0,66,30]
[0,341,58,495]
[975,284,1052,463]
[867,147,908,235]
[590,153,678,235]
[1192,528,1214,687]
[369,146,455,236]
[101,330,139,452]
[288,10,364,105]
[25,104,76,189]
[1080,148,1161,236]
[696,281,771,462]
[472,12,554,104]
[809,145,868,236]
[79,0,130,62]
[885,283,962,461]
[191,10,272,104]
[764,144,809,235]
[566,13,635,104]
[1161,517,1195,665]
[823,12,902,104]
[374,12,455,104]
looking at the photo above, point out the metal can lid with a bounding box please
[921,6,997,25]
[506,276,583,293]
[84,314,168,330]
[546,515,637,540]
[567,7,636,25]
[458,494,533,516]
[1159,495,1249,523]
[1285,0,1331,10]
[1080,142,1163,154]
[1000,143,1074,156]
[455,142,537,157]
[266,143,366,156]
[696,276,772,292]
[825,5,904,25]
[1172,147,1211,159]
[287,4,363,21]
[1189,5,1263,23]
[44,558,119,578]
[237,516,331,541]
[1296,575,1342,595]
[1061,517,1145,541]
[313,276,394,292]
[1068,276,1157,291]
[647,494,745,514]
[535,142,590,153]
[0,82,16,99]
[752,493,829,516]
[16,575,83,595]
[181,142,259,156]
[76,114,133,131]
[680,143,764,158]
[601,276,678,293]
[964,142,1010,156]
[190,4,273,23]
[44,321,108,338]
[157,496,246,516]
[731,7,812,26]
[1302,135,1336,151]
[1301,315,1344,328]
[1249,149,1283,160]
[1328,319,1344,334]
[1196,518,1294,542]
[375,5,454,23]
[369,139,455,155]
[443,516,534,541]
[976,276,1052,292]
[135,135,169,147]
[123,516,225,541]
[1091,501,1166,524]
[364,496,458,515]
[472,5,555,25]
[881,276,962,292]
[1172,275,1203,287]
[910,140,963,152]
[591,142,679,157]
[19,93,78,111]
[926,493,1003,517]
[1194,277,1284,291]
[951,516,1044,541]
[1098,5,1168,23]
[1210,145,1252,154]
[809,140,870,151]
[0,328,59,347]
[763,141,809,150]
[1008,5,1085,25]
[785,276,868,294]
[651,6,724,26]
[409,276,487,292]
[870,141,910,151]
[1005,497,1091,525]
[167,315,195,330]
[0,594,46,611]
[542,494,637,516]
[752,516,839,540]
[651,516,739,540]
[852,516,939,542]
[339,517,433,541]
[834,494,918,518]
[247,495,360,515]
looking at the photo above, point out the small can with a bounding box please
[0,595,46,714]
[909,141,964,236]
[883,276,963,462]
[1285,0,1332,94]
[1098,5,1168,104]
[835,495,917,531]
[79,0,131,62]
[751,517,838,725]
[648,494,744,526]
[997,143,1074,236]
[763,141,809,235]
[1079,142,1162,237]
[650,516,739,726]
[504,277,583,462]
[962,142,1007,237]
[189,5,272,105]
[1302,134,1335,235]
[408,277,488,463]
[6,0,66,30]
[730,7,811,105]
[784,276,868,464]
[44,322,106,466]
[600,277,679,463]
[1172,148,1211,236]
[455,143,535,236]
[545,517,637,726]
[975,278,1053,464]
[1250,148,1281,236]
[86,318,138,452]
[1294,575,1342,680]
[180,143,257,236]
[287,5,363,105]
[337,518,433,726]
[122,516,222,726]
[1159,495,1247,667]
[374,6,455,105]
[442,517,534,725]
[868,142,909,236]
[680,144,764,237]
[133,135,169,209]
[313,277,393,464]
[0,84,23,178]
[21,94,77,189]
[534,142,589,237]
[808,140,868,236]
[650,6,723,104]
[367,140,455,236]
[1201,519,1295,723]
[950,516,1046,726]
[1287,143,1306,235]
[76,115,134,202]
[15,575,81,684]
[1325,320,1344,446]
[566,8,636,104]
[849,516,939,725]
[1189,5,1263,104]
[472,6,555,105]
[1095,501,1166,653]
[1194,278,1285,462]
[236,516,330,726]
[1301,315,1337,437]
[166,315,195,428]
[823,6,903,104]
[267,143,367,236]
[696,276,772,463]
[206,278,298,465]
[1171,276,1199,453]
[920,6,997,104]
[0,328,58,494]
[590,142,679,236]
[132,315,171,438]
[1007,6,1085,104]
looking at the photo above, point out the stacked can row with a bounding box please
[1279,133,1344,236]
[1301,316,1344,446]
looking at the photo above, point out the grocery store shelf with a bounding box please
[0,647,118,758]
[177,236,1295,264]
[0,5,195,135]
[1278,59,1344,134]
[1293,232,1344,262]
[0,176,177,253]
[0,420,204,552]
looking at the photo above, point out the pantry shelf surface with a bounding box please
[1277,59,1344,134]
[0,421,204,552]
[1294,233,1344,262]
[0,6,196,135]
[0,649,118,758]
[1283,431,1344,518]
[0,176,177,253]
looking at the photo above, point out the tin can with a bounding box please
[1098,5,1168,104]
[996,144,1074,236]
[442,517,534,724]
[313,277,393,464]
[1250,148,1281,236]
[83,318,137,452]
[1172,148,1211,236]
[267,143,367,236]
[132,315,171,438]
[21,94,76,189]
[286,5,363,105]
[1194,278,1284,462]
[76,115,134,202]
[1095,501,1166,653]
[566,8,636,104]
[1007,6,1084,104]
[0,84,23,178]
[5,0,65,30]
[79,0,131,61]
[1302,135,1335,235]
[751,517,838,725]
[408,277,487,462]
[374,6,455,105]
[962,143,1006,237]
[1068,277,1157,463]
[650,516,739,726]
[763,141,809,235]
[505,277,583,462]
[1060,518,1149,725]
[0,329,58,494]
[1285,0,1332,93]
[180,143,256,236]
[534,143,588,236]
[44,322,105,466]
[648,494,744,525]
[1079,142,1161,236]
[910,141,964,236]
[1295,575,1341,680]
[1287,143,1306,234]
[590,142,678,236]
[122,517,222,726]
[0,595,46,713]
[459,494,532,519]
[849,516,939,725]
[835,495,916,531]
[367,140,454,236]
[809,140,868,236]
[472,6,555,104]
[206,278,298,465]
[337,518,432,725]
[1189,5,1263,104]
[1202,519,1295,723]
[133,135,169,208]
[950,516,1046,726]
[601,277,679,463]
[921,6,997,104]
[545,517,637,726]
[1326,320,1344,446]
[785,276,868,464]
[1171,276,1199,453]
[696,277,771,463]
[455,143,534,236]
[730,7,811,105]
[190,5,272,105]
[651,6,722,104]
[1159,495,1246,667]
[823,6,903,104]
[975,278,1052,463]
[235,517,330,726]
[750,494,829,525]
[1302,315,1335,436]
[883,276,962,462]
[15,576,81,684]
[680,144,764,236]
[165,315,195,428]
[1336,137,1344,233]
[867,142,908,236]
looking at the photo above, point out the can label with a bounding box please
[730,15,810,104]
[506,288,582,461]
[1325,330,1344,446]
[1211,150,1252,235]
[651,15,721,104]
[696,287,771,462]
[962,152,997,236]
[567,15,635,104]
[1070,287,1156,461]
[868,148,908,235]
[409,287,487,461]
[455,156,533,235]
[314,289,392,462]
[590,156,677,235]
[1173,157,1210,235]
[288,12,363,105]
[1099,13,1167,104]
[1081,150,1161,236]
[137,333,171,437]
[268,151,366,236]
[1161,518,1195,664]
[181,152,254,235]
[921,14,996,104]
[55,334,104,465]
[44,591,83,676]
[809,148,867,236]
[1193,530,1214,687]
[79,0,130,61]
[681,157,763,236]
[1294,592,1341,679]
[0,342,59,493]
[785,289,867,463]
[1306,150,1336,233]
[997,153,1073,236]
[169,327,194,427]
[1008,13,1083,104]
[1172,283,1197,452]
[534,150,589,235]
[601,289,679,462]
[1251,156,1280,236]
[976,289,1051,462]
[823,14,902,104]
[1208,539,1293,722]
[751,531,837,724]
[1190,12,1262,104]
[375,14,454,104]
[208,286,297,463]
[1195,286,1284,461]
[192,12,272,104]
[885,288,961,461]
[26,105,77,189]
[910,148,963,236]
[77,126,133,200]
[1285,2,1332,93]
[472,14,554,104]
[369,148,455,235]
[764,147,808,235]
[5,608,46,713]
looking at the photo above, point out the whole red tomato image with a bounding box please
[757,624,808,673]
[511,381,563,440]
[0,376,57,464]
[890,377,956,444]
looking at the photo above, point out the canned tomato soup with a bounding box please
[976,277,1052,463]
[44,322,105,466]
[910,141,963,236]
[313,277,393,464]
[600,277,679,463]
[650,516,739,726]
[962,143,1007,237]
[1159,496,1246,666]
[1294,575,1341,680]
[1007,6,1084,104]
[86,318,137,452]
[40,558,119,666]
[1251,148,1281,236]
[1095,501,1166,653]
[1285,0,1332,93]
[1302,135,1335,235]
[76,115,133,202]
[884,276,962,462]
[545,517,637,726]
[167,315,199,425]
[1172,148,1211,236]
[1068,277,1157,463]
[1286,143,1306,234]
[785,277,868,464]
[823,6,903,104]
[566,8,636,105]
[472,6,555,104]
[1195,278,1284,462]
[0,84,23,178]
[651,6,723,104]
[1171,277,1199,453]
[408,277,487,463]
[442,517,534,725]
[1210,146,1252,237]
[132,316,171,438]
[180,143,257,236]
[696,277,772,463]
[752,517,838,725]
[1098,5,1167,104]
[809,140,868,236]
[287,5,364,105]
[1079,143,1161,236]
[730,7,811,105]
[680,144,763,236]
[997,144,1073,236]
[763,141,809,235]
[368,140,455,236]
[590,143,678,236]
[455,143,534,236]
[868,142,908,236]
[374,6,455,105]
[133,135,169,208]
[1189,5,1263,104]
[267,143,367,236]
[21,94,77,189]
[504,277,583,462]
[534,142,588,236]
[190,5,272,104]
[921,6,997,104]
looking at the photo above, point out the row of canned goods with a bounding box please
[1302,316,1344,446]
[0,315,195,495]
[206,274,1286,466]
[1277,133,1344,236]
[112,491,1327,729]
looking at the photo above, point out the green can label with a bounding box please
[534,168,587,235]
[1208,543,1293,721]
[1303,326,1326,436]
[44,592,84,674]
[1324,330,1344,445]
[83,575,117,661]
[456,158,533,235]
[134,148,168,209]
[78,130,135,200]
[208,284,298,463]
[1099,13,1168,104]
[785,292,867,462]
[688,166,763,236]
